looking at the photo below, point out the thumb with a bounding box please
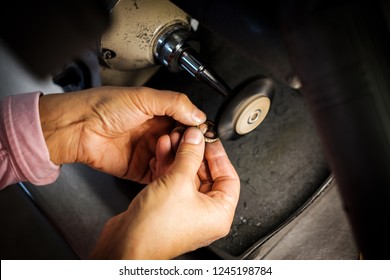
[170,127,205,177]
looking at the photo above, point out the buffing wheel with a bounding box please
[216,75,275,140]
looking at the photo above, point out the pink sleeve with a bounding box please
[0,92,60,189]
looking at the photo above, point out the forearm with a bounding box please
[0,92,60,189]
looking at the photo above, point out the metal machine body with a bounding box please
[99,0,273,140]
[100,0,231,97]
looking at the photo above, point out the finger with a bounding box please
[169,127,205,179]
[174,127,203,190]
[198,161,213,194]
[131,88,207,126]
[204,140,240,207]
[205,141,238,181]
[149,157,157,180]
[156,134,172,162]
[155,134,174,177]
[198,160,212,184]
[170,126,185,154]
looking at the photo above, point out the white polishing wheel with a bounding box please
[217,76,275,140]
[235,95,271,135]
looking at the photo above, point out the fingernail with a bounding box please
[197,122,208,134]
[183,127,203,144]
[172,126,186,134]
[192,109,207,124]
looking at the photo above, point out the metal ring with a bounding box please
[198,120,219,143]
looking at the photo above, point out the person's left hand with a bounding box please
[39,86,206,184]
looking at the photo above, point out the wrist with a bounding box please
[39,93,86,165]
[91,210,177,260]
[90,213,150,260]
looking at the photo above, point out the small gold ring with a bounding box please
[198,120,219,143]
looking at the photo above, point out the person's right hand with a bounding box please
[90,127,240,259]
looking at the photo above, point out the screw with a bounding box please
[102,48,116,60]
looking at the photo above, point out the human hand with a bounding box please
[39,86,206,183]
[90,127,240,259]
